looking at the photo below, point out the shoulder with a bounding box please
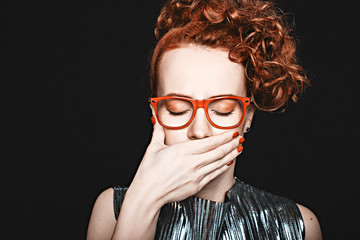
[296,203,323,240]
[240,181,323,239]
[233,179,309,237]
[235,179,298,208]
[87,188,117,240]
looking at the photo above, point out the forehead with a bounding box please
[158,45,247,98]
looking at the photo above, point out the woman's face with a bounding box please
[155,45,254,145]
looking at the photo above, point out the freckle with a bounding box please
[310,217,313,220]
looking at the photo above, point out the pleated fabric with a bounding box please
[113,177,304,240]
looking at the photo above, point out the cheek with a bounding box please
[164,129,189,145]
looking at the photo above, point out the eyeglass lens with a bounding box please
[157,98,244,128]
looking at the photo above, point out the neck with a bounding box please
[194,167,236,203]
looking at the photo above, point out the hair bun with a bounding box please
[152,0,309,112]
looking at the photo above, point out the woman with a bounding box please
[87,0,322,239]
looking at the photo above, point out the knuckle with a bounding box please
[206,172,216,183]
[188,182,200,195]
[189,159,201,171]
[216,147,226,158]
[216,158,225,168]
[195,182,204,193]
[193,185,200,193]
[193,173,202,184]
[206,140,217,150]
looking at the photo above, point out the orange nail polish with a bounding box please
[237,145,244,152]
[227,160,234,166]
[151,116,156,125]
[232,132,239,138]
[239,137,245,144]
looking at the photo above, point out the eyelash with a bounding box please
[168,109,234,117]
[212,110,234,117]
[168,110,190,116]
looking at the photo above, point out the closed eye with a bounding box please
[168,109,191,116]
[211,110,234,117]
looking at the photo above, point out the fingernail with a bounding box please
[237,145,244,152]
[232,132,239,138]
[151,116,156,125]
[227,160,234,166]
[239,137,245,144]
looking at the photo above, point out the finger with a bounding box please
[198,143,242,175]
[198,164,230,190]
[196,135,241,166]
[149,116,166,148]
[197,147,242,188]
[182,130,239,155]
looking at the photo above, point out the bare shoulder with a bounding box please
[87,188,117,240]
[296,203,323,240]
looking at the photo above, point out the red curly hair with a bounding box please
[150,0,309,112]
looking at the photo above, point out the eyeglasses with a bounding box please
[149,96,253,129]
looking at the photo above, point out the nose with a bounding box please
[187,108,213,140]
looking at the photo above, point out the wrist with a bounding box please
[124,184,164,218]
[113,185,163,240]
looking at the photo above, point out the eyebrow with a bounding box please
[165,92,238,99]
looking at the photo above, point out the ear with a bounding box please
[149,104,156,117]
[243,104,256,133]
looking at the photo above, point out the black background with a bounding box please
[1,0,359,239]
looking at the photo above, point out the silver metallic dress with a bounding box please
[113,177,305,239]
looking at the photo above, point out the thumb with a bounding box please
[149,116,166,148]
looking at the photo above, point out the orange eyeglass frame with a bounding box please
[149,96,253,130]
